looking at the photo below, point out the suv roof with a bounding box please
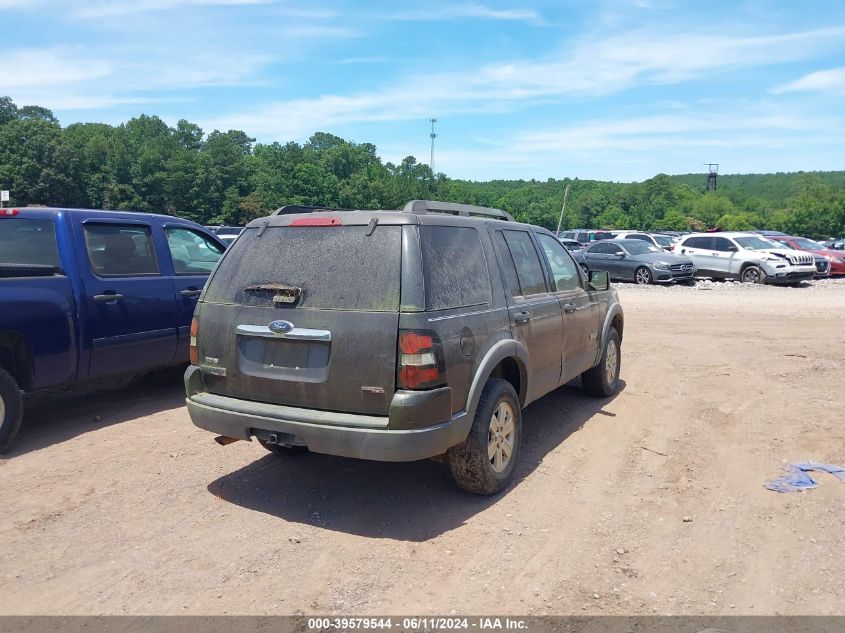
[273,199,515,223]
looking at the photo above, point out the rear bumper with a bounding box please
[184,366,471,462]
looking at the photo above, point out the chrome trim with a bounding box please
[236,324,332,342]
[427,306,507,322]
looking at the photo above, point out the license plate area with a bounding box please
[237,336,330,383]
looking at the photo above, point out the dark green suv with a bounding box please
[185,200,624,494]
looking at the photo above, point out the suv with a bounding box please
[673,232,816,284]
[186,200,624,494]
[558,229,614,247]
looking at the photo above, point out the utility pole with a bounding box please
[555,184,571,236]
[429,117,438,174]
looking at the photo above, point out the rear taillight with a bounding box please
[189,317,199,365]
[0,209,20,216]
[397,329,446,390]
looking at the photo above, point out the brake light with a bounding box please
[0,209,20,216]
[290,217,342,226]
[397,330,446,390]
[189,317,199,365]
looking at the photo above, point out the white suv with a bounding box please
[673,232,816,284]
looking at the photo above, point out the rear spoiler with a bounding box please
[274,200,514,222]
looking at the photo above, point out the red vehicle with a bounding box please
[772,236,845,276]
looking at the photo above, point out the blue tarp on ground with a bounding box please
[764,462,845,493]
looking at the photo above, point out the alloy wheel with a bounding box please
[487,401,515,473]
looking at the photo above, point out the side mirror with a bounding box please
[727,245,739,252]
[615,251,625,257]
[588,270,610,291]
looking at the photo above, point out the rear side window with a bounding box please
[0,218,60,268]
[684,236,712,249]
[419,226,491,310]
[204,225,402,311]
[84,224,159,276]
[166,227,225,274]
[496,230,548,296]
[629,234,650,242]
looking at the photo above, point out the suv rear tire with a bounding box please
[448,378,521,495]
[0,368,24,454]
[581,327,621,397]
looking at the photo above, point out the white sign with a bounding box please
[0,191,9,202]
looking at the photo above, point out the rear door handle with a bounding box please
[563,303,577,314]
[513,310,532,323]
[180,289,202,297]
[93,293,124,302]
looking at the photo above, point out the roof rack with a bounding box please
[273,200,515,222]
[274,205,357,215]
[402,200,514,222]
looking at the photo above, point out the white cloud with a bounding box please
[771,67,845,95]
[201,25,845,139]
[384,3,543,24]
[0,49,111,89]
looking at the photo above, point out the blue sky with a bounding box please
[2,0,845,181]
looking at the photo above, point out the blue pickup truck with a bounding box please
[0,207,226,452]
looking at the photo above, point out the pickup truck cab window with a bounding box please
[84,224,159,276]
[0,217,60,270]
[165,227,225,275]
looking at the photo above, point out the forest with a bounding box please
[2,96,844,238]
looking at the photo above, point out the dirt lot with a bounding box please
[2,280,844,616]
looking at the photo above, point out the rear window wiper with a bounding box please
[242,283,303,304]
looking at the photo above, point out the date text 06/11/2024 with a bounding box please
[306,618,529,631]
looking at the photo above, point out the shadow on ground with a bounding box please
[208,380,625,541]
[5,365,187,457]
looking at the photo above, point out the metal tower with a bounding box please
[704,163,718,191]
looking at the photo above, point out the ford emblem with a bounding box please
[268,320,294,334]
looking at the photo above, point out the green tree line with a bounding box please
[1,97,843,238]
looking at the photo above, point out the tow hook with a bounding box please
[214,435,241,446]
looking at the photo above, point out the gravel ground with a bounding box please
[1,278,844,615]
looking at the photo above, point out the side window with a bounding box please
[587,243,607,254]
[84,224,159,276]
[577,232,589,243]
[0,218,60,268]
[166,227,225,274]
[536,234,580,291]
[685,237,711,249]
[630,234,650,242]
[497,230,548,296]
[419,226,492,310]
[712,237,735,252]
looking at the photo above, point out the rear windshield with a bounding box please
[203,225,402,311]
[0,218,60,268]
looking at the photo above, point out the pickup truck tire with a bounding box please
[0,368,24,453]
[582,327,621,397]
[257,438,309,455]
[448,378,521,495]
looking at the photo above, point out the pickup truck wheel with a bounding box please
[581,327,621,397]
[448,378,521,495]
[741,265,765,284]
[0,368,24,454]
[257,438,309,455]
